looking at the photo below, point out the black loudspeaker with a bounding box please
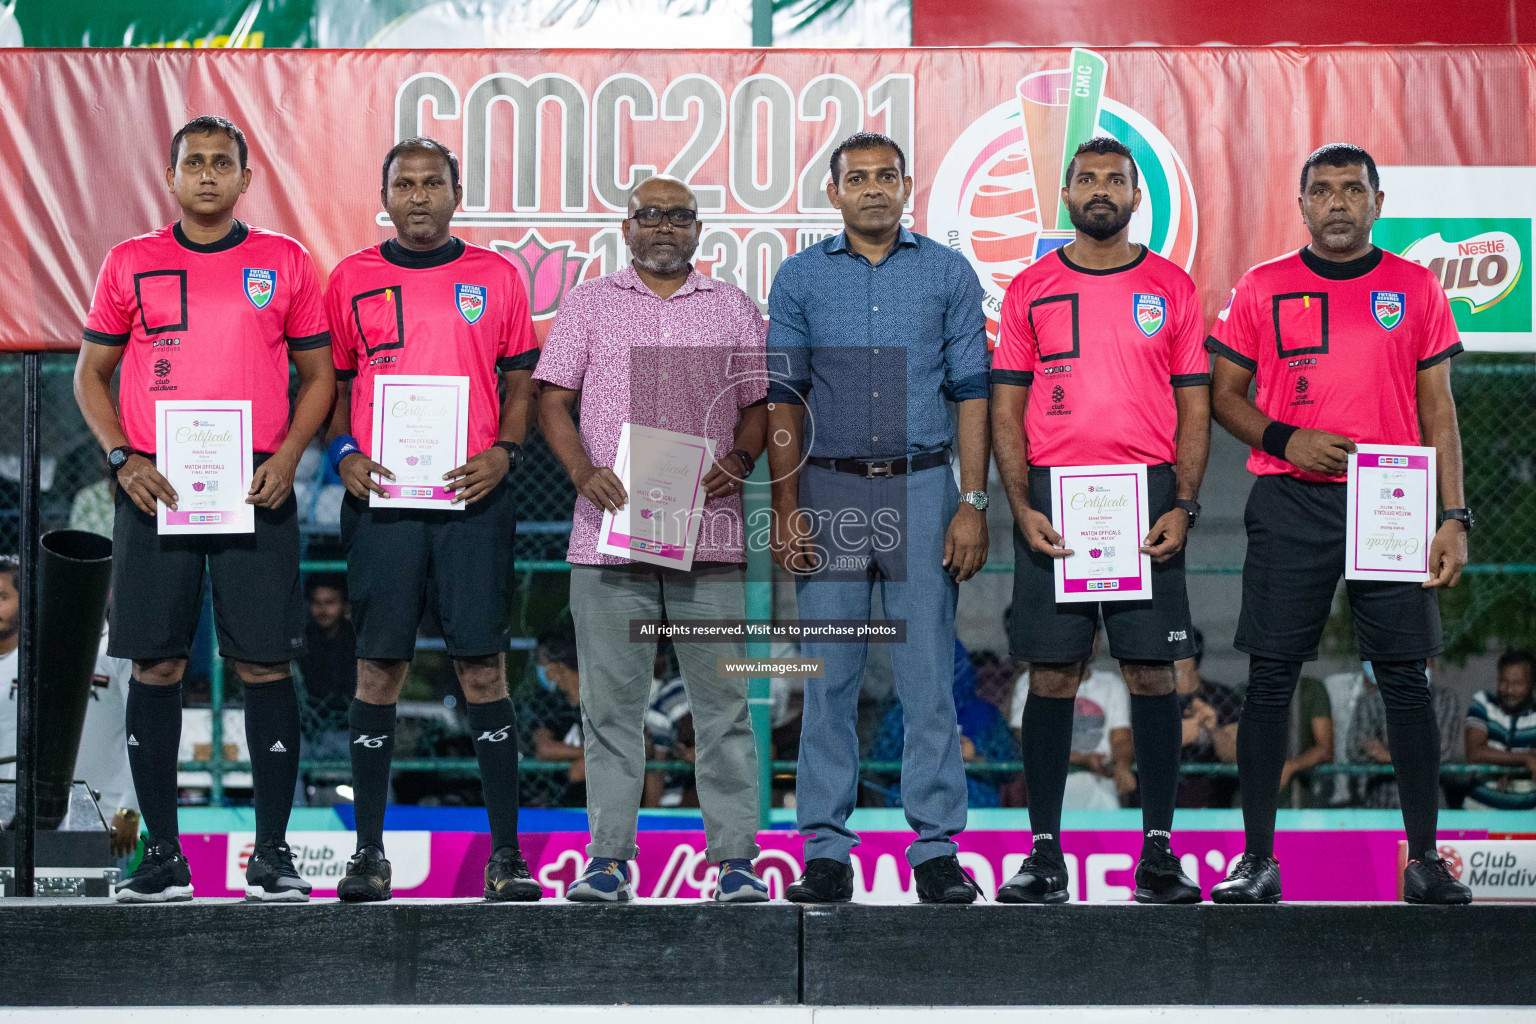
[34,529,112,828]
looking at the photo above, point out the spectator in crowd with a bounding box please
[296,577,356,723]
[1464,649,1536,811]
[68,454,114,539]
[871,640,1018,808]
[1281,674,1335,807]
[1173,628,1241,807]
[644,644,696,808]
[1322,666,1370,806]
[518,628,585,807]
[0,555,140,855]
[1351,660,1463,809]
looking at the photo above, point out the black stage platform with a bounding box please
[2,899,1534,1006]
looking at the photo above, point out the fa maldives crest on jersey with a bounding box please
[457,283,487,325]
[1372,291,1405,331]
[243,268,275,310]
[1134,293,1167,337]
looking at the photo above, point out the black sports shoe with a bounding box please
[245,839,313,902]
[1134,845,1202,904]
[786,857,854,903]
[1403,853,1473,905]
[113,837,194,903]
[1210,853,1282,904]
[337,845,393,903]
[484,845,542,902]
[996,852,1069,904]
[914,855,983,904]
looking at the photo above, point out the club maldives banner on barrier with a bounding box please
[0,46,1533,354]
[179,828,1516,901]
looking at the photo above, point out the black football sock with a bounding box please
[1021,692,1075,863]
[348,698,396,853]
[1374,660,1441,860]
[469,698,522,851]
[1129,688,1181,858]
[125,679,184,845]
[243,677,302,845]
[1236,657,1302,859]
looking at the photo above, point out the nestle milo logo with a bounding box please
[1374,217,1530,333]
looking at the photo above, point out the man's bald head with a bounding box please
[627,174,697,214]
[623,175,702,277]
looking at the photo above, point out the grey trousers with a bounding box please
[569,562,762,862]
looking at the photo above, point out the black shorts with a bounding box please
[340,479,516,660]
[108,458,305,664]
[1009,464,1195,665]
[1235,474,1442,663]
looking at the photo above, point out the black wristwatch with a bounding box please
[1441,507,1475,532]
[1174,498,1201,527]
[729,447,756,477]
[107,446,139,475]
[493,441,524,475]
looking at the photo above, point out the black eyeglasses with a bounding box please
[630,206,698,228]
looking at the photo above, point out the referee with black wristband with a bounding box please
[1206,144,1472,905]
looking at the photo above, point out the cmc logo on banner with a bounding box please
[226,831,432,892]
[1374,167,1536,351]
[926,48,1198,345]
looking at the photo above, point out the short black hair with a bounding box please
[537,627,578,671]
[829,131,906,186]
[171,115,248,169]
[1064,137,1138,189]
[382,136,461,193]
[1299,143,1380,192]
[305,574,346,600]
[1496,649,1535,676]
[0,553,16,587]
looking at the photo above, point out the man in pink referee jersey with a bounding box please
[991,138,1209,905]
[1207,144,1472,905]
[74,116,335,902]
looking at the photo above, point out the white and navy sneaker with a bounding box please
[113,837,194,903]
[714,859,771,902]
[244,839,313,902]
[566,857,633,902]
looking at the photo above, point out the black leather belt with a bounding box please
[807,449,951,479]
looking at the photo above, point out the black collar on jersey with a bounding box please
[381,236,465,269]
[1299,244,1383,280]
[173,219,248,253]
[1057,243,1148,276]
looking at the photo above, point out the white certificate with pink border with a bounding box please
[369,374,470,510]
[1346,444,1436,582]
[155,400,254,535]
[1050,463,1153,603]
[596,422,712,571]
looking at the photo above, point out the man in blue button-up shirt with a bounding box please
[765,132,991,904]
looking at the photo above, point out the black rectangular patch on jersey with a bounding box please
[352,286,406,357]
[133,270,188,335]
[1029,293,1080,363]
[1271,291,1329,358]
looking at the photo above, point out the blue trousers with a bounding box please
[793,462,968,866]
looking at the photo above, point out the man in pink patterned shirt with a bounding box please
[536,176,769,902]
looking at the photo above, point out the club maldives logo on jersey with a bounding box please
[1372,291,1405,331]
[1134,293,1166,337]
[456,283,487,325]
[927,48,1198,347]
[243,268,275,310]
[1373,167,1536,351]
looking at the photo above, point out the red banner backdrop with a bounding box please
[912,0,1536,47]
[0,46,1533,353]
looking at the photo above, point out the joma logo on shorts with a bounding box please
[1167,630,1188,642]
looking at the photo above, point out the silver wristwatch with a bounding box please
[961,490,989,511]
